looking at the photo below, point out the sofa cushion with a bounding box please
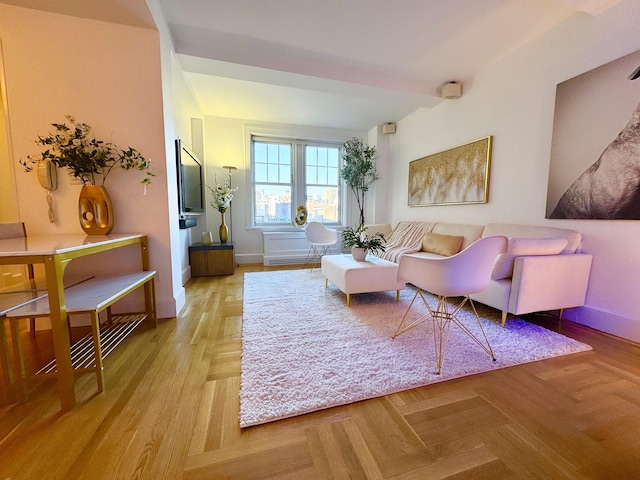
[491,237,569,280]
[403,251,448,261]
[431,222,485,250]
[421,232,464,257]
[364,223,393,239]
[508,237,568,255]
[483,223,581,253]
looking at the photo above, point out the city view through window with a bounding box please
[253,139,341,225]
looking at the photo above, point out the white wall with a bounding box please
[169,52,206,286]
[368,126,391,225]
[145,0,199,313]
[387,0,640,342]
[0,4,181,318]
[0,44,18,224]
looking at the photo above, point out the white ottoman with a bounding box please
[321,254,406,306]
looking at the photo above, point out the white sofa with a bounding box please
[365,221,593,326]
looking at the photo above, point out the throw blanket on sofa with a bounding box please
[376,221,434,263]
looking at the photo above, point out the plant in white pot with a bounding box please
[340,137,380,226]
[342,224,386,261]
[20,115,153,234]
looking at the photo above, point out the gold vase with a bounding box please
[79,185,114,235]
[219,210,228,243]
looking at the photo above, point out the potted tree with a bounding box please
[340,137,380,226]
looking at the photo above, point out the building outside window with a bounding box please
[251,136,342,227]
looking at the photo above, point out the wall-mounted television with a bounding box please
[176,139,205,215]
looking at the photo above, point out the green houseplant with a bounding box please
[19,115,153,234]
[342,224,386,260]
[20,115,153,186]
[340,137,380,226]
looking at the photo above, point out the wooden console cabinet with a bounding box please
[189,242,235,276]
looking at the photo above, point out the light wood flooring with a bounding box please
[1,263,640,479]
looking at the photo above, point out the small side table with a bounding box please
[189,242,235,276]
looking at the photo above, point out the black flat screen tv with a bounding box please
[176,139,205,215]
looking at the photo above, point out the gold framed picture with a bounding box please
[408,136,492,207]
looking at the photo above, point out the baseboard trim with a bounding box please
[563,305,640,344]
[236,253,264,265]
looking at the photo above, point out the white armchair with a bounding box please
[303,222,338,269]
[393,235,508,374]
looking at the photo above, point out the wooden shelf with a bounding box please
[5,272,156,401]
[6,272,156,318]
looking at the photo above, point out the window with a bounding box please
[252,136,342,226]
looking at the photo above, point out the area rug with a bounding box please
[240,269,591,428]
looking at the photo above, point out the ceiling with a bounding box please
[3,0,623,130]
[157,0,624,130]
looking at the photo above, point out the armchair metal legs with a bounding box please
[393,289,496,374]
[303,245,330,270]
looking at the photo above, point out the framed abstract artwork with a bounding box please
[408,136,492,207]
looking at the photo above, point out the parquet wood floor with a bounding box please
[1,264,639,479]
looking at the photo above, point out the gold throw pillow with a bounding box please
[422,232,464,256]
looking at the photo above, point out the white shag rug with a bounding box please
[240,269,591,428]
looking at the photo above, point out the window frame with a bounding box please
[250,134,344,229]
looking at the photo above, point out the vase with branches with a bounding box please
[20,115,154,186]
[207,174,238,213]
[207,174,238,243]
[19,115,153,234]
[340,137,380,226]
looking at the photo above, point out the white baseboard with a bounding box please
[563,305,640,344]
[181,265,191,286]
[236,253,265,264]
[167,288,185,319]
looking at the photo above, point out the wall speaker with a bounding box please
[382,123,396,134]
[179,217,197,229]
[441,81,462,99]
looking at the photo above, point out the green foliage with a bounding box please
[20,115,154,186]
[342,224,386,256]
[340,137,380,225]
